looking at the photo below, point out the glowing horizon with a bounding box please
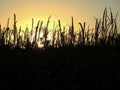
[0,0,120,31]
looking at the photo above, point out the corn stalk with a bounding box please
[13,14,17,45]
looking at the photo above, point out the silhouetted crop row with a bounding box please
[0,8,120,49]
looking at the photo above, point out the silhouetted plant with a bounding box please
[0,8,119,49]
[68,17,75,45]
[0,24,5,46]
[52,22,56,47]
[86,26,91,45]
[38,21,43,41]
[31,18,34,37]
[13,14,17,45]
[78,22,86,45]
[43,15,51,48]
[35,20,40,42]
[94,18,101,45]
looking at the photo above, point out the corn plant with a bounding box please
[52,22,56,47]
[31,18,34,37]
[35,20,40,42]
[13,13,17,45]
[78,22,86,45]
[0,8,119,48]
[94,18,101,45]
[43,15,51,48]
[38,21,43,41]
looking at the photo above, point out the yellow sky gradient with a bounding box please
[0,0,120,31]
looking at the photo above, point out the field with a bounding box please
[0,8,120,89]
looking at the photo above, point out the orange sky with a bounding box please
[0,0,120,31]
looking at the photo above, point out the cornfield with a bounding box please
[0,8,120,49]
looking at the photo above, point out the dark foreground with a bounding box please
[0,45,120,90]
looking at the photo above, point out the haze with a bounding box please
[0,0,120,30]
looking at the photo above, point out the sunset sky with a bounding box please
[0,0,120,30]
